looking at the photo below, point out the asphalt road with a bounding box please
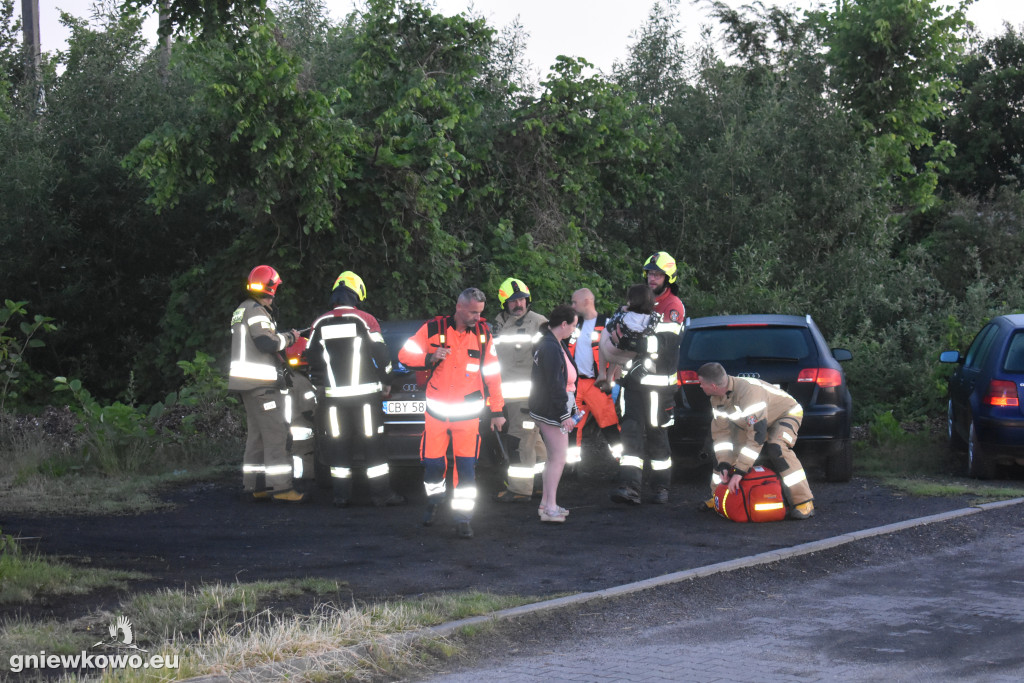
[412,501,1024,683]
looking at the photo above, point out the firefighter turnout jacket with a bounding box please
[492,309,548,496]
[229,299,293,391]
[707,375,813,506]
[305,306,393,397]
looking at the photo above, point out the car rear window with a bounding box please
[1002,330,1024,373]
[685,326,812,362]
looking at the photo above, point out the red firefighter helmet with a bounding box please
[246,265,282,297]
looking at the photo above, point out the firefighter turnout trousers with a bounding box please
[504,399,547,496]
[241,386,294,493]
[316,394,391,503]
[615,381,674,492]
[285,372,317,483]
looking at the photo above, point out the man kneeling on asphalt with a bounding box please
[696,362,815,519]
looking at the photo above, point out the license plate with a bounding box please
[383,400,426,415]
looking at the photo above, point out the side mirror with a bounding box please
[939,350,961,364]
[831,348,852,362]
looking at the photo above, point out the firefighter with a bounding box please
[610,251,685,505]
[304,271,405,508]
[398,288,506,539]
[491,277,548,502]
[228,265,306,502]
[567,287,623,467]
[697,362,815,519]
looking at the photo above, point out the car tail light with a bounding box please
[797,368,843,388]
[679,370,700,384]
[985,379,1019,407]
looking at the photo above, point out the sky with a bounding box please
[32,0,1024,76]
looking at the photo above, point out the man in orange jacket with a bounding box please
[398,288,506,538]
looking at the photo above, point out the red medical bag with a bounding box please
[713,465,787,522]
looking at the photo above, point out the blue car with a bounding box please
[940,314,1024,478]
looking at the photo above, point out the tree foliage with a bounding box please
[1,0,1024,423]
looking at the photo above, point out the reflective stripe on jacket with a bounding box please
[492,309,547,400]
[398,316,504,421]
[305,306,392,400]
[229,299,288,391]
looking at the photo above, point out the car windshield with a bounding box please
[686,326,812,362]
[1003,330,1024,373]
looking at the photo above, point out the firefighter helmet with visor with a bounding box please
[247,265,283,298]
[643,251,678,284]
[332,271,367,301]
[498,277,531,308]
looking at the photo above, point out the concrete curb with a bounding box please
[424,497,1024,636]
[187,497,1024,681]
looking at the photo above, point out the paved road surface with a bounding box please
[416,502,1024,682]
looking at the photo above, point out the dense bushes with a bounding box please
[1,0,1023,424]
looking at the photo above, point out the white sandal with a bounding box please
[538,505,569,517]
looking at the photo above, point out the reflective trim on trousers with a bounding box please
[620,454,644,470]
[243,464,265,473]
[367,463,389,479]
[566,445,581,464]
[714,441,733,453]
[649,391,659,427]
[451,486,478,511]
[508,465,535,480]
[609,442,624,459]
[425,480,446,497]
[783,469,807,488]
[265,464,292,476]
[292,456,303,478]
[363,403,373,437]
[651,457,672,471]
[331,467,352,479]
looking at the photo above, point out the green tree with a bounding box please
[814,0,970,211]
[939,24,1024,197]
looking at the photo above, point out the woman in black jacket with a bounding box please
[528,304,579,523]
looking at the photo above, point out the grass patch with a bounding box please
[855,412,1024,501]
[1,582,542,682]
[0,533,146,605]
[875,476,1024,504]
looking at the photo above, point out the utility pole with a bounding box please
[20,0,43,110]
